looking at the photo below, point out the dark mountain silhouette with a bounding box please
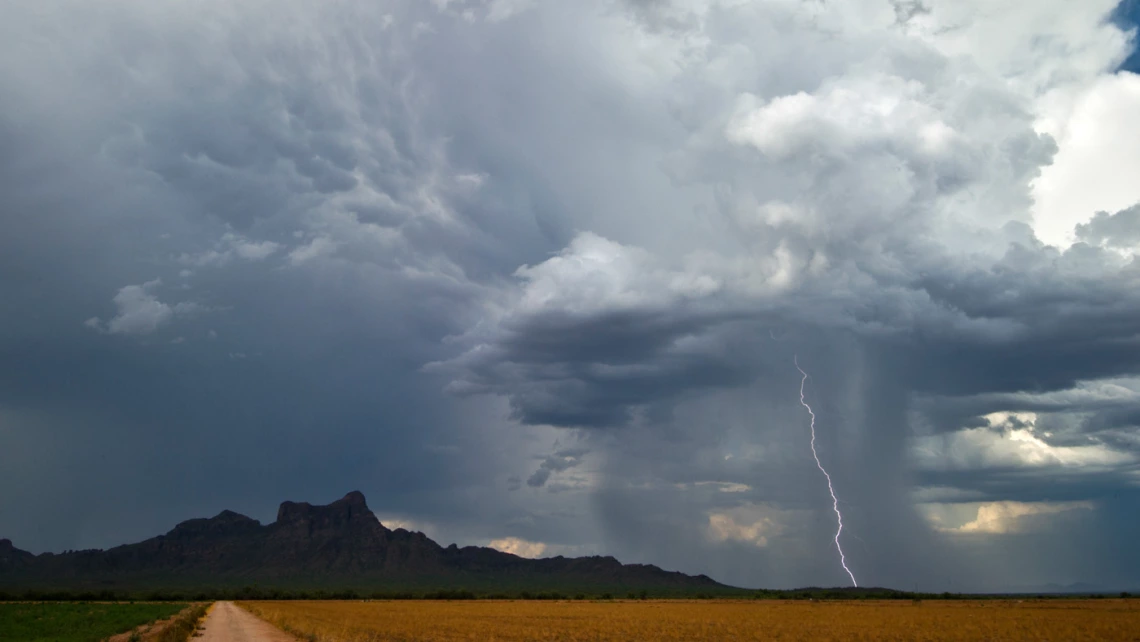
[0,491,733,594]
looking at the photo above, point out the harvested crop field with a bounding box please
[239,598,1140,641]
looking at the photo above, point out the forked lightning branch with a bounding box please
[795,356,858,587]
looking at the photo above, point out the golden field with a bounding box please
[238,598,1140,641]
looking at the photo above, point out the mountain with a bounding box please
[0,491,734,595]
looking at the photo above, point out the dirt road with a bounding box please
[197,601,299,642]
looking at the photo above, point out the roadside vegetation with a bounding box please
[238,598,1140,642]
[152,602,210,642]
[0,602,186,642]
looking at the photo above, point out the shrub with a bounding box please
[155,603,210,642]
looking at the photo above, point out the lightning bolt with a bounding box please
[795,355,858,587]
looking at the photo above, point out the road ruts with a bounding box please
[197,601,300,642]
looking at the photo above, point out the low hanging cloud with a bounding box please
[431,233,755,428]
[439,207,1140,433]
[526,447,590,488]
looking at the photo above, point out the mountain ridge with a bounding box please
[0,491,733,594]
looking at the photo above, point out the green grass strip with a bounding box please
[0,602,187,642]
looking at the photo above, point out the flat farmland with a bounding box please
[239,598,1140,641]
[0,602,188,642]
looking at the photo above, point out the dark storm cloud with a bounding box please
[425,0,1140,586]
[913,468,1140,504]
[2,0,1139,592]
[911,387,1140,447]
[0,259,495,551]
[433,210,1140,588]
[441,209,1140,435]
[0,0,555,554]
[436,303,755,428]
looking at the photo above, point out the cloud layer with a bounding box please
[2,0,1139,592]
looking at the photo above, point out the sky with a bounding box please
[2,0,1140,593]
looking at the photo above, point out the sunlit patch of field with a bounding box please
[239,598,1140,641]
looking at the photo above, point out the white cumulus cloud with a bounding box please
[913,411,1134,471]
[922,500,1094,534]
[86,279,199,336]
[706,504,786,548]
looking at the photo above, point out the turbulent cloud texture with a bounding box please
[2,0,1139,591]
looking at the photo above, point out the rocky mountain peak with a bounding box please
[0,491,729,593]
[275,490,377,529]
[341,490,367,506]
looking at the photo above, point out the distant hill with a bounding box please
[0,491,735,596]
